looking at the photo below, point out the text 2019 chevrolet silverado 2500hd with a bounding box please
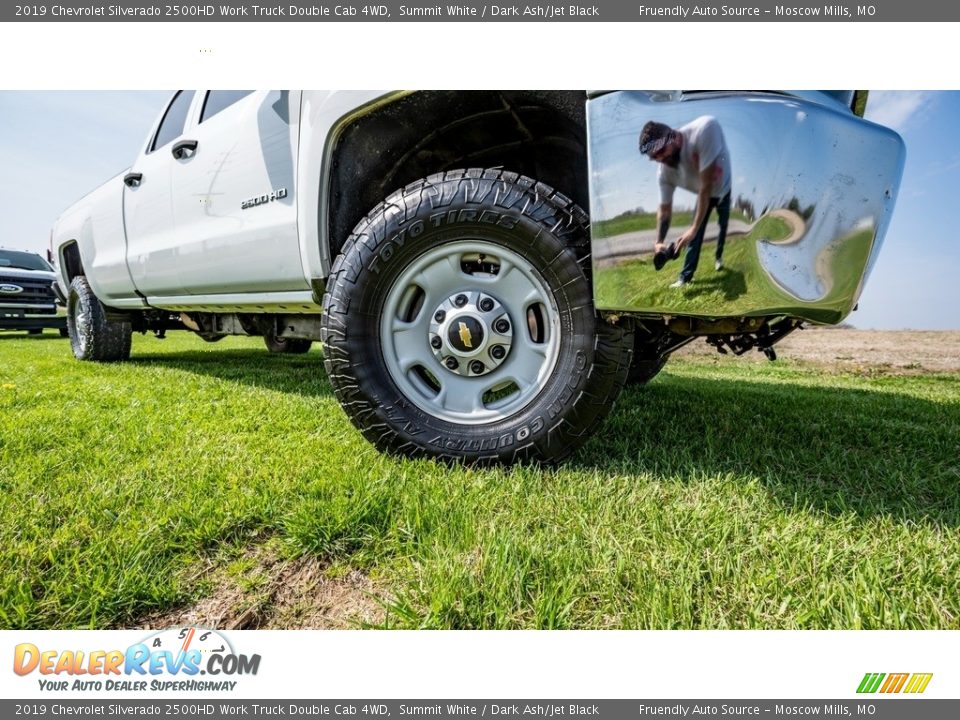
[51,91,905,464]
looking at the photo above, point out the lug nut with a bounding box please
[490,345,506,360]
[434,310,446,323]
[494,318,510,334]
[454,294,468,307]
[470,360,485,374]
[479,297,494,312]
[430,336,442,349]
[445,357,459,370]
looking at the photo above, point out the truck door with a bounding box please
[169,90,306,295]
[123,90,195,297]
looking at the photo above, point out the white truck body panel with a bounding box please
[54,89,389,312]
[124,120,182,297]
[124,90,305,302]
[53,172,144,306]
[297,90,395,277]
[165,90,304,295]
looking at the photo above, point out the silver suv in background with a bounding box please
[0,248,67,336]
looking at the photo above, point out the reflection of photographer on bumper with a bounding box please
[639,117,732,288]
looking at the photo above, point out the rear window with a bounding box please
[0,250,52,272]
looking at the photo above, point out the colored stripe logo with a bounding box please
[857,673,933,694]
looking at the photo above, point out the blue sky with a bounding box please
[1,91,957,329]
[0,91,170,255]
[857,91,960,329]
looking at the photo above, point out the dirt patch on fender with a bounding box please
[136,544,386,630]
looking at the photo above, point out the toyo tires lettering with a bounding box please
[374,219,426,264]
[373,212,520,270]
[429,209,519,230]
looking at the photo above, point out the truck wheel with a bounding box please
[28,328,43,336]
[66,276,132,362]
[59,327,70,338]
[263,328,312,354]
[321,168,633,464]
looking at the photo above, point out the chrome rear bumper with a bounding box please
[587,92,905,324]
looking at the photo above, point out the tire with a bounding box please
[28,328,43,336]
[67,276,132,362]
[59,327,70,338]
[321,168,633,464]
[263,329,312,354]
[626,334,668,386]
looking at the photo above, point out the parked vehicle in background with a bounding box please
[0,248,67,336]
[50,90,905,464]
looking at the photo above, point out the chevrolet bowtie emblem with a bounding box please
[458,321,473,348]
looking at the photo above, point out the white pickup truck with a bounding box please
[51,91,905,463]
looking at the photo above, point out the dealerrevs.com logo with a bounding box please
[13,627,260,693]
[856,673,933,694]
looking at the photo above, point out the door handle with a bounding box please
[172,139,198,160]
[123,172,143,188]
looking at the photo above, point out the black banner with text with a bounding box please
[5,0,960,22]
[4,700,960,720]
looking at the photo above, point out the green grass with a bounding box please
[593,212,684,239]
[593,209,750,239]
[1,331,959,629]
[595,219,873,324]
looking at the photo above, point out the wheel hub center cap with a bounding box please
[429,291,514,377]
[447,315,485,354]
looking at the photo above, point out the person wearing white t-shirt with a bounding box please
[638,116,732,287]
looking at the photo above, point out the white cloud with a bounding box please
[864,91,937,132]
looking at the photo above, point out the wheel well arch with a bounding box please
[60,241,84,282]
[324,90,589,262]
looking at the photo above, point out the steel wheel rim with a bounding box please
[69,293,90,354]
[379,239,561,425]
